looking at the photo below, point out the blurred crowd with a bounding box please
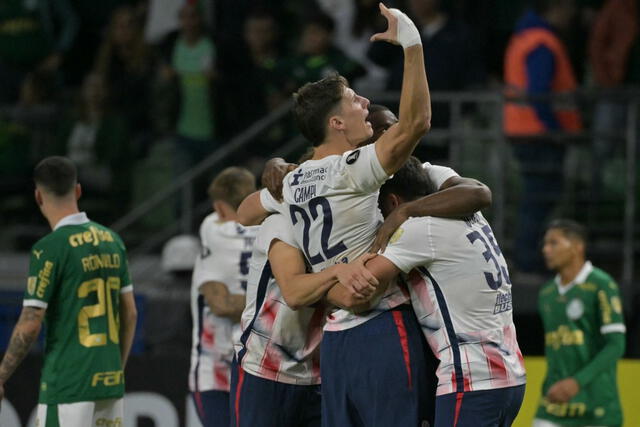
[0,0,638,252]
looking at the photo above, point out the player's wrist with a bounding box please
[390,9,422,49]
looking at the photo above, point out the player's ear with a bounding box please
[75,183,82,200]
[34,188,43,206]
[328,114,345,132]
[390,193,401,211]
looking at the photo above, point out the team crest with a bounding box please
[27,276,37,295]
[346,150,360,165]
[566,298,584,320]
[389,227,404,244]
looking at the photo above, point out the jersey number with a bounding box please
[290,197,347,266]
[77,277,120,347]
[239,251,252,290]
[466,225,511,290]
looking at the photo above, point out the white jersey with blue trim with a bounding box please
[262,143,412,331]
[381,213,527,395]
[189,213,257,392]
[236,214,324,385]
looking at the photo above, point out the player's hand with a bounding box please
[334,253,380,299]
[371,205,408,253]
[546,378,580,403]
[262,158,298,202]
[370,3,400,45]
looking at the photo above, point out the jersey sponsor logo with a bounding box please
[545,325,584,350]
[27,276,37,295]
[32,249,43,259]
[91,370,124,387]
[493,290,512,314]
[95,418,122,427]
[566,298,584,320]
[68,226,115,248]
[290,169,304,186]
[346,149,360,164]
[541,399,587,418]
[36,261,54,298]
[81,253,121,272]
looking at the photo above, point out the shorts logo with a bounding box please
[566,298,584,320]
[96,418,122,427]
[346,150,360,165]
[27,276,37,295]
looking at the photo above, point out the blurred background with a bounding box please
[0,0,638,425]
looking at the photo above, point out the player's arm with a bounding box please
[237,190,271,226]
[270,240,378,310]
[371,4,430,175]
[200,281,245,322]
[119,291,137,368]
[372,175,492,253]
[0,306,45,399]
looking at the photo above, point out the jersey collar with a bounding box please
[53,212,90,230]
[554,261,593,295]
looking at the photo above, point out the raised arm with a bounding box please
[119,291,137,368]
[371,4,431,175]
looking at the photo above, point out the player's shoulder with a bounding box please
[258,214,295,250]
[538,279,557,298]
[587,266,618,290]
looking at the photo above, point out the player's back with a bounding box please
[26,217,130,404]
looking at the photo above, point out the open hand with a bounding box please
[370,205,408,253]
[262,158,298,202]
[370,3,400,45]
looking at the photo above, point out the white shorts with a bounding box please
[36,398,123,427]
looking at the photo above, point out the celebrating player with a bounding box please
[363,157,527,426]
[0,156,138,426]
[188,167,257,427]
[534,220,625,427]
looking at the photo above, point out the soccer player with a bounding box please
[188,167,258,427]
[533,220,625,427]
[0,156,138,426]
[361,157,527,426]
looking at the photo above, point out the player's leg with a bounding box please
[92,398,124,425]
[320,330,357,427]
[499,384,525,426]
[192,390,229,427]
[348,305,433,427]
[297,384,322,427]
[55,401,95,427]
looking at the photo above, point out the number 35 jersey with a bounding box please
[264,143,409,331]
[382,214,527,395]
[23,212,133,404]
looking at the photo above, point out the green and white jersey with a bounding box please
[536,261,625,426]
[23,212,133,404]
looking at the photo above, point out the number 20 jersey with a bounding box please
[23,212,132,404]
[382,214,527,395]
[263,143,409,331]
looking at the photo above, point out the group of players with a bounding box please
[0,3,627,427]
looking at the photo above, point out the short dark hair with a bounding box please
[33,156,77,197]
[368,104,392,115]
[380,156,435,202]
[208,167,256,209]
[293,73,348,146]
[547,219,587,245]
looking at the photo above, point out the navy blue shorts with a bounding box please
[321,305,437,427]
[191,389,229,427]
[435,384,526,427]
[229,361,321,427]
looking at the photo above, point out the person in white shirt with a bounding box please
[188,167,258,427]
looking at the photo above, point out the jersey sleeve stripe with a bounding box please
[120,285,134,294]
[601,323,626,334]
[23,299,48,308]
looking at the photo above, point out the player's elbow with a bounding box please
[280,289,303,311]
[474,184,492,209]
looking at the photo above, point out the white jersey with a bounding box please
[189,213,257,392]
[382,213,527,395]
[236,215,324,385]
[261,143,412,331]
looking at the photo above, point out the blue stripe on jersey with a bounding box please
[194,294,206,392]
[237,261,273,364]
[417,266,465,393]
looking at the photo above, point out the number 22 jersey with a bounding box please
[23,212,133,404]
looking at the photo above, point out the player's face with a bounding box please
[542,229,575,270]
[338,87,373,146]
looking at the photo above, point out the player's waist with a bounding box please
[239,357,321,386]
[324,300,412,332]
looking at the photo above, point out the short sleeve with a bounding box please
[258,214,298,254]
[380,217,434,274]
[342,143,390,193]
[24,242,60,309]
[597,278,626,335]
[422,162,459,189]
[117,238,134,294]
[260,188,286,215]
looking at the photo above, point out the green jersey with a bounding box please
[536,261,625,426]
[24,212,133,404]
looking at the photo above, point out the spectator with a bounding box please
[503,0,582,273]
[588,0,639,199]
[56,73,132,221]
[159,1,217,174]
[94,5,155,133]
[0,0,78,103]
[535,219,625,427]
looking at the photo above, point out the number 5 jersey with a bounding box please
[381,213,527,396]
[24,212,133,404]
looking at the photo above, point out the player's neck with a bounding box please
[45,204,81,230]
[214,201,238,222]
[558,258,586,286]
[312,137,354,160]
